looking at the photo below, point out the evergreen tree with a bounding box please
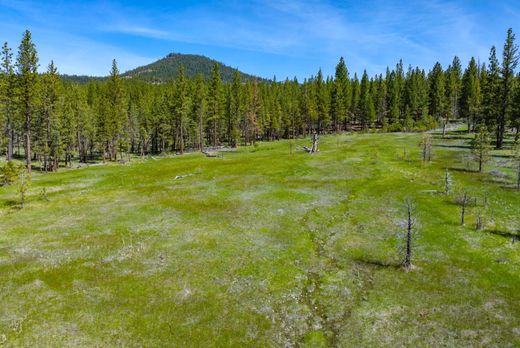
[193,74,207,150]
[300,79,317,134]
[470,125,491,172]
[374,74,388,127]
[104,59,127,160]
[16,30,39,172]
[227,69,242,147]
[315,69,330,133]
[331,57,349,132]
[428,62,447,125]
[350,73,360,127]
[1,42,16,161]
[207,62,224,146]
[498,28,519,149]
[39,61,62,171]
[445,56,462,134]
[359,70,375,128]
[244,80,259,145]
[461,57,481,131]
[482,47,501,137]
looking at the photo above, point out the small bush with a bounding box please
[0,161,25,186]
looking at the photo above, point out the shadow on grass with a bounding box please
[447,167,478,173]
[432,135,471,141]
[486,230,520,242]
[353,257,402,269]
[1,199,20,208]
[433,144,471,150]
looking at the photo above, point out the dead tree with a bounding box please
[457,191,470,225]
[303,131,319,153]
[402,198,416,270]
[419,133,432,162]
[444,168,452,195]
[476,210,484,231]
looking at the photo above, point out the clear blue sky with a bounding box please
[1,0,519,79]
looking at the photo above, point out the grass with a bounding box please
[0,131,519,347]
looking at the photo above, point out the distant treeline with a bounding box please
[1,29,519,172]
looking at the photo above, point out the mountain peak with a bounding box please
[121,53,260,82]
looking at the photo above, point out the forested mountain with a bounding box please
[1,29,520,173]
[121,53,261,82]
[60,53,261,84]
[60,74,106,84]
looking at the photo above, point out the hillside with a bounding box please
[59,53,262,84]
[121,53,261,82]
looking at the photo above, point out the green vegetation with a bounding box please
[60,53,261,84]
[1,131,519,347]
[122,53,261,83]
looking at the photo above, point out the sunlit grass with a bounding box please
[1,131,519,347]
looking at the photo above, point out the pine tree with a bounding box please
[512,73,520,139]
[497,28,519,149]
[106,59,127,160]
[359,70,375,128]
[245,80,259,145]
[428,62,447,128]
[445,56,462,135]
[374,74,388,128]
[387,69,400,126]
[207,62,224,146]
[192,74,207,151]
[174,66,192,154]
[482,48,501,135]
[315,69,330,133]
[16,30,39,172]
[300,79,317,134]
[461,57,481,131]
[227,69,242,147]
[331,57,349,132]
[1,42,16,161]
[39,61,62,171]
[350,73,360,127]
[470,125,491,172]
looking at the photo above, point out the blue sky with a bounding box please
[0,0,519,79]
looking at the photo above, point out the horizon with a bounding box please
[1,1,519,79]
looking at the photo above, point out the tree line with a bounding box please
[1,29,519,172]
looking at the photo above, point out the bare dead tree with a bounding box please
[402,198,416,270]
[303,130,319,153]
[476,209,484,231]
[419,133,432,162]
[444,168,452,195]
[456,191,471,225]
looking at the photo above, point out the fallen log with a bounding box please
[202,151,218,158]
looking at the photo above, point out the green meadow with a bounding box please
[1,131,519,347]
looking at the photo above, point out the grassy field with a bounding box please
[1,131,519,347]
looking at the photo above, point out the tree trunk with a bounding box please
[180,119,184,155]
[404,204,412,269]
[460,193,467,225]
[517,161,520,192]
[199,110,204,152]
[25,107,31,173]
[6,119,13,161]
